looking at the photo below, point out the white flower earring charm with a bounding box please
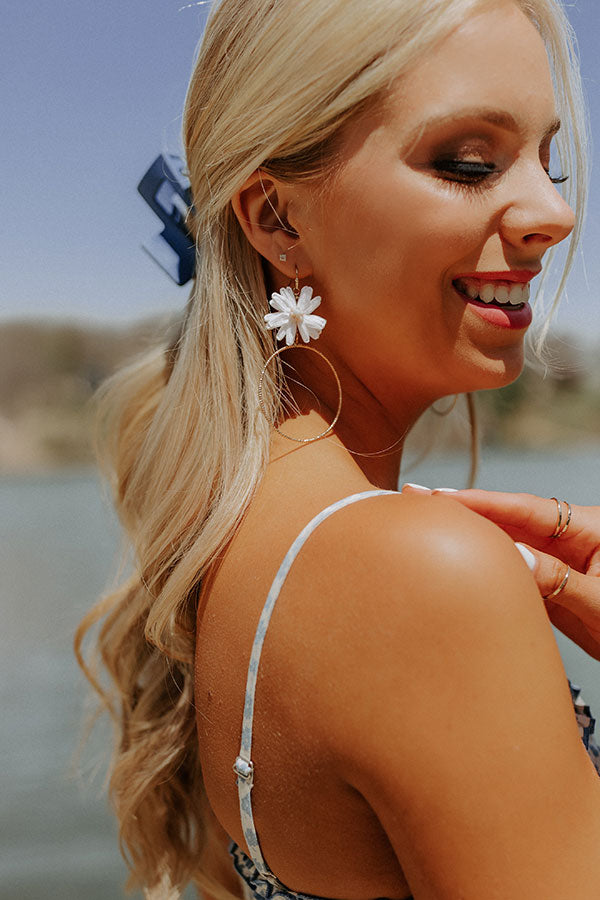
[264,268,326,345]
[258,267,341,443]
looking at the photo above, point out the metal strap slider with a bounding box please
[233,756,254,785]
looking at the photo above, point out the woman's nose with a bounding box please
[500,164,576,252]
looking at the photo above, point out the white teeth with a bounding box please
[508,284,524,305]
[480,284,496,303]
[456,277,531,306]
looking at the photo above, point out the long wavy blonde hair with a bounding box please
[75,0,588,896]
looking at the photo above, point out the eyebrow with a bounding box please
[403,106,561,148]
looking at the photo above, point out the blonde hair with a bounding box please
[75,0,588,896]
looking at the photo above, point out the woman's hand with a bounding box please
[402,484,600,660]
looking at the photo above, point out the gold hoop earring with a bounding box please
[431,394,459,417]
[259,267,342,443]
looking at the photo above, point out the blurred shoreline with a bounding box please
[1,316,598,475]
[0,315,177,475]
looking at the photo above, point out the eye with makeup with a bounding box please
[432,156,569,187]
[432,158,498,186]
[427,134,507,190]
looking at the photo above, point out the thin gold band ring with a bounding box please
[543,565,571,601]
[550,498,572,539]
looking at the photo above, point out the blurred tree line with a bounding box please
[0,318,598,473]
[0,317,173,470]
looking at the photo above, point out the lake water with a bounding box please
[2,449,599,898]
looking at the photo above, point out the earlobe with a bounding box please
[230,171,306,274]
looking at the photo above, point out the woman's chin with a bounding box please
[458,344,526,392]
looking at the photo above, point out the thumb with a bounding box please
[515,541,600,627]
[515,541,572,600]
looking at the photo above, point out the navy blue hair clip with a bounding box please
[137,153,196,285]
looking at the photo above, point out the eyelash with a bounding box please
[433,160,569,187]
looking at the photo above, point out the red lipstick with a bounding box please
[456,270,540,284]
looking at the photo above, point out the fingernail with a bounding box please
[515,542,536,571]
[402,482,431,492]
[433,487,458,493]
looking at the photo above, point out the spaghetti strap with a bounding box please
[233,489,396,885]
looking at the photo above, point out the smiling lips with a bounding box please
[453,270,539,308]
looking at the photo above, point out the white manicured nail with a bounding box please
[403,482,431,491]
[433,487,458,493]
[515,543,536,571]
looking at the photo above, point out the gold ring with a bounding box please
[543,565,571,601]
[550,498,572,539]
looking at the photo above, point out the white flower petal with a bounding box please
[296,285,314,313]
[303,295,322,315]
[279,286,297,309]
[284,323,297,345]
[265,311,289,330]
[304,314,326,337]
[298,319,310,342]
[269,293,290,313]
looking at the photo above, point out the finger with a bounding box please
[431,489,561,538]
[517,542,600,657]
[402,484,599,572]
[401,483,433,494]
[430,489,589,558]
[516,542,600,640]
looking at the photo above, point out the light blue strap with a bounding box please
[233,489,396,882]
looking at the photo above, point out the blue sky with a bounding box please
[2,0,599,336]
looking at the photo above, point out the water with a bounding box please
[1,473,132,900]
[2,450,599,898]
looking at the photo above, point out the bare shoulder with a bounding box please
[302,489,538,624]
[302,489,565,708]
[299,491,600,897]
[295,489,560,724]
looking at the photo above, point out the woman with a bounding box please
[76,0,600,897]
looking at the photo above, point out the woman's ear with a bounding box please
[230,171,310,276]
